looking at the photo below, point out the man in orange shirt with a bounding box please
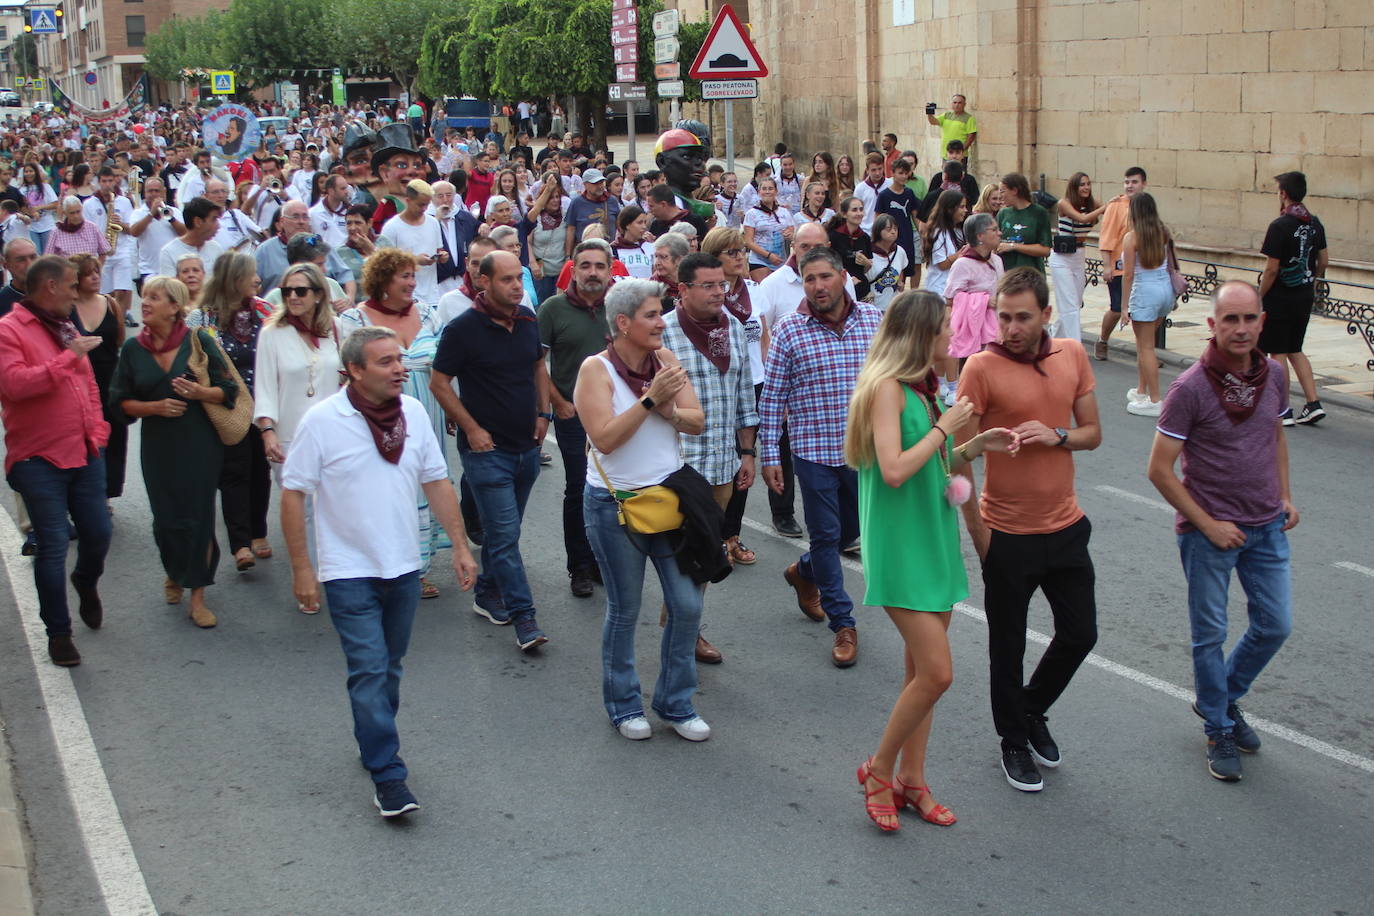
[957,268,1102,793]
[880,133,901,178]
[1094,166,1147,360]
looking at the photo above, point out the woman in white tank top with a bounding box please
[573,278,716,743]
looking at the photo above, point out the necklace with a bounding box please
[918,392,971,507]
[297,329,321,397]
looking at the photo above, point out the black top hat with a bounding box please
[370,122,419,173]
[342,121,377,159]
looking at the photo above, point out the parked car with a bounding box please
[0,89,21,107]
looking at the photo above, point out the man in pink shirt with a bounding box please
[0,256,113,667]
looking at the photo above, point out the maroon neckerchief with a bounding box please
[471,290,534,324]
[604,342,658,396]
[653,271,680,306]
[610,234,644,253]
[985,332,1060,377]
[719,193,737,218]
[460,272,479,302]
[365,297,412,318]
[136,318,190,354]
[903,370,944,424]
[55,219,83,234]
[1280,203,1311,223]
[836,223,864,240]
[722,278,752,324]
[346,382,406,464]
[677,308,731,374]
[539,194,564,230]
[863,177,884,193]
[796,290,855,330]
[957,244,992,263]
[564,281,604,314]
[19,300,78,350]
[285,313,326,349]
[226,303,259,344]
[872,241,895,258]
[782,254,799,274]
[1199,339,1271,424]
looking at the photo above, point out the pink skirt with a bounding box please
[949,289,997,358]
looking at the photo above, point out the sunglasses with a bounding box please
[282,285,321,297]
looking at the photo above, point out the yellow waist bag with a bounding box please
[589,447,684,535]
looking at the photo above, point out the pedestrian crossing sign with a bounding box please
[29,8,58,33]
[211,71,235,95]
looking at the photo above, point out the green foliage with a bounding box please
[220,0,339,75]
[144,11,226,82]
[676,20,709,102]
[10,34,38,76]
[332,0,450,92]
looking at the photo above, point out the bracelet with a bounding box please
[957,443,974,463]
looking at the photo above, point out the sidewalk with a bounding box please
[0,724,33,916]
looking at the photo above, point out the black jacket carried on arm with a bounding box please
[661,465,733,586]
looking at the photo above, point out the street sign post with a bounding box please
[689,5,769,175]
[610,10,640,161]
[613,44,638,64]
[657,80,684,99]
[28,8,58,33]
[652,9,679,37]
[210,71,236,95]
[607,84,648,102]
[654,61,681,80]
[653,37,679,65]
[610,25,637,45]
[701,79,758,100]
[652,6,683,121]
[615,63,637,83]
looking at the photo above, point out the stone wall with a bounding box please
[749,0,1374,263]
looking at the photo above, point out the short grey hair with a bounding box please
[287,231,332,265]
[604,278,666,335]
[340,326,398,370]
[653,232,688,260]
[3,237,38,258]
[798,245,843,274]
[489,225,519,247]
[574,238,612,263]
[61,195,82,213]
[964,212,996,244]
[668,221,697,239]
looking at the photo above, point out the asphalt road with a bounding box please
[1,355,1372,916]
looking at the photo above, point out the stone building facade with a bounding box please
[736,0,1373,263]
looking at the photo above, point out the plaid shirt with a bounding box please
[758,302,882,468]
[45,221,110,259]
[660,310,759,485]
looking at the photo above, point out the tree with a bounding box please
[10,34,37,78]
[144,12,227,83]
[332,0,449,99]
[219,0,340,92]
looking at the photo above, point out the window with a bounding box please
[0,26,8,40]
[125,15,144,46]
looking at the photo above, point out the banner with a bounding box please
[51,74,150,124]
[201,104,260,161]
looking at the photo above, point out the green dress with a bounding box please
[109,330,237,589]
[858,385,969,612]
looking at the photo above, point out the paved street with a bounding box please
[1,355,1372,915]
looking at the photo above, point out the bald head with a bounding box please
[1213,280,1260,314]
[793,221,830,260]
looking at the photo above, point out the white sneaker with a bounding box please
[668,716,711,742]
[1127,398,1162,417]
[616,716,652,741]
[943,383,957,407]
[1126,387,1149,406]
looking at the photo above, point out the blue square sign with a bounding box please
[30,9,58,33]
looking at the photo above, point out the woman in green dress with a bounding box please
[845,290,1020,833]
[110,276,237,629]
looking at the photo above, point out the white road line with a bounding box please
[739,516,1374,776]
[1093,484,1172,512]
[1333,561,1374,579]
[0,516,158,914]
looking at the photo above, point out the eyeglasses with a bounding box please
[721,248,745,258]
[282,286,321,297]
[683,281,731,292]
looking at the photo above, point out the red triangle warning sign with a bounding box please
[688,4,768,80]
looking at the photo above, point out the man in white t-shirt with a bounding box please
[435,236,498,327]
[84,168,135,311]
[127,177,184,286]
[202,178,263,254]
[380,180,444,306]
[157,197,224,277]
[281,325,476,819]
[308,174,353,250]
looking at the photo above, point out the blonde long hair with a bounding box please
[1128,191,1167,270]
[267,262,335,338]
[844,290,947,469]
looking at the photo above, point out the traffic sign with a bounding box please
[657,80,684,99]
[612,0,634,8]
[615,62,637,83]
[611,7,637,28]
[29,8,58,33]
[652,9,680,38]
[689,4,768,79]
[610,25,637,45]
[14,77,25,89]
[607,83,647,102]
[655,61,681,80]
[210,71,236,95]
[84,72,97,86]
[702,79,758,100]
[28,78,45,91]
[653,37,679,65]
[613,44,639,64]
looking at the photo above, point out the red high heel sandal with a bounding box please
[856,757,900,833]
[893,777,957,826]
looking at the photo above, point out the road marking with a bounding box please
[1333,561,1374,579]
[739,515,1374,776]
[0,517,158,914]
[1093,484,1171,512]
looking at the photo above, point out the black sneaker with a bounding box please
[373,779,420,817]
[570,568,595,598]
[1279,407,1295,428]
[1000,745,1043,792]
[1192,700,1259,753]
[514,617,548,651]
[841,538,861,557]
[48,635,81,667]
[20,531,35,557]
[1025,714,1061,768]
[1206,733,1243,782]
[772,516,803,538]
[1294,401,1325,425]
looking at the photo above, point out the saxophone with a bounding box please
[105,193,123,247]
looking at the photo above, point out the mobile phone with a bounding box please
[925,102,937,115]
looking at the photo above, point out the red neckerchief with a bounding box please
[796,290,856,330]
[19,300,78,350]
[365,297,412,318]
[985,332,1060,377]
[836,223,864,239]
[564,281,604,314]
[1280,203,1311,223]
[322,198,348,217]
[346,382,406,464]
[539,194,564,230]
[653,271,680,308]
[957,244,992,263]
[722,278,752,324]
[137,318,190,354]
[677,308,731,375]
[903,370,944,423]
[471,290,534,324]
[1199,339,1271,424]
[604,342,658,396]
[55,219,83,234]
[718,193,736,217]
[285,313,326,349]
[459,272,479,302]
[782,254,798,273]
[610,234,643,252]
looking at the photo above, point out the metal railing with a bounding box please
[1084,256,1374,371]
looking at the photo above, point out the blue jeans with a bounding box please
[584,485,703,725]
[792,456,859,632]
[459,446,541,622]
[8,454,112,637]
[323,572,421,784]
[1179,516,1292,737]
[552,413,595,574]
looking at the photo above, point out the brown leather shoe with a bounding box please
[48,635,81,667]
[695,634,723,664]
[832,627,858,668]
[784,562,824,621]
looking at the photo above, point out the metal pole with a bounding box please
[724,99,734,175]
[626,99,635,164]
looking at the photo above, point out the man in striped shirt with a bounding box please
[759,247,882,668]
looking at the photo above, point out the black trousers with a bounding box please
[219,426,271,553]
[722,382,763,541]
[982,515,1098,748]
[766,412,796,522]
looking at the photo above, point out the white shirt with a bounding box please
[309,199,350,249]
[84,195,136,259]
[282,391,448,582]
[130,205,181,275]
[213,209,262,253]
[380,214,442,305]
[252,321,343,444]
[179,169,209,204]
[756,262,856,332]
[853,180,885,234]
[158,237,224,278]
[436,284,475,327]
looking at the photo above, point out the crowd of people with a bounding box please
[0,92,1323,820]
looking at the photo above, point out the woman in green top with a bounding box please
[845,290,1019,833]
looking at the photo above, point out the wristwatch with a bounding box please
[640,395,656,410]
[736,446,757,456]
[537,411,554,421]
[1054,427,1069,447]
